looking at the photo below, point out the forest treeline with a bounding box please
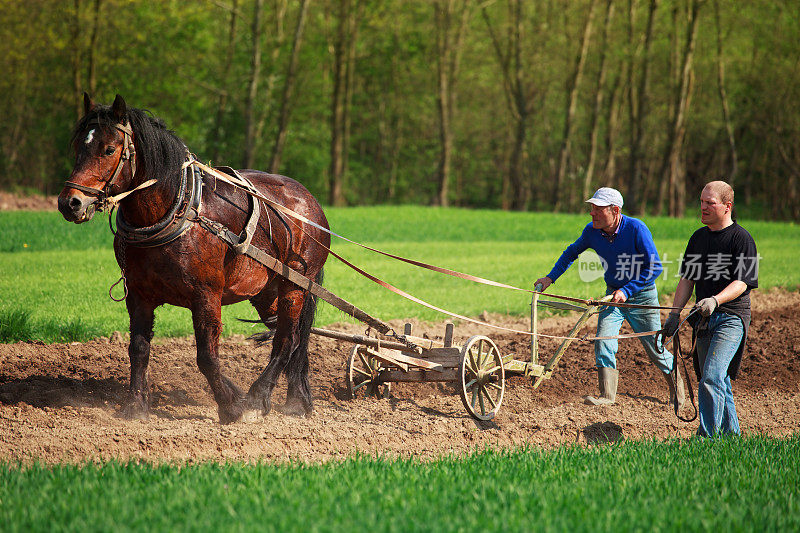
[1,0,798,219]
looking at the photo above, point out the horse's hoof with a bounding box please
[217,397,251,424]
[277,400,312,418]
[239,409,263,423]
[261,398,272,416]
[118,402,149,420]
[218,408,242,425]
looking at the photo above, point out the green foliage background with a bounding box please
[1,0,799,217]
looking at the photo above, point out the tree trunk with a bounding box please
[270,0,310,173]
[329,0,350,206]
[602,73,623,187]
[714,0,738,183]
[583,0,614,201]
[71,0,83,119]
[211,0,239,163]
[341,2,361,195]
[627,0,658,215]
[255,1,288,151]
[655,2,679,215]
[553,0,597,212]
[482,0,536,211]
[664,0,700,217]
[87,0,102,96]
[243,0,264,169]
[434,1,453,207]
[433,0,471,207]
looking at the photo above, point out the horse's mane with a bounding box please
[71,104,186,187]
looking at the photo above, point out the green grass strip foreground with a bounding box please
[2,434,799,532]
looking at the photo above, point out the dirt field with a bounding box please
[1,288,798,464]
[0,191,59,211]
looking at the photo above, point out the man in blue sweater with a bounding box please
[535,187,684,409]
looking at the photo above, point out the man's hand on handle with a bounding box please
[534,276,552,292]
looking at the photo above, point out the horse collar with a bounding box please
[115,153,203,248]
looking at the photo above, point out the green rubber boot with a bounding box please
[584,367,618,406]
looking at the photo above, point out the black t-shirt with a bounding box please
[679,222,759,315]
[679,222,758,380]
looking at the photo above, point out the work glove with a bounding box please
[695,296,719,317]
[657,312,681,346]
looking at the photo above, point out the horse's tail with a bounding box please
[294,267,322,361]
[283,268,322,410]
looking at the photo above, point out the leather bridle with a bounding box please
[64,120,141,211]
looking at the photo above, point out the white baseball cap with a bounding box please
[586,187,624,208]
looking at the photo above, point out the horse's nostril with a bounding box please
[69,197,82,210]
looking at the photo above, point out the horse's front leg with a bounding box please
[191,293,248,424]
[121,291,154,420]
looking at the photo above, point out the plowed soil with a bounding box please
[2,289,798,464]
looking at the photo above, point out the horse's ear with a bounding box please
[111,94,127,123]
[83,92,95,116]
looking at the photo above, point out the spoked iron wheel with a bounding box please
[347,344,391,399]
[458,335,505,420]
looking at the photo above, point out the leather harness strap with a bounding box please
[188,161,684,313]
[195,213,417,350]
[65,120,138,208]
[115,155,198,247]
[672,333,699,422]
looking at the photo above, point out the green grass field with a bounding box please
[2,435,798,532]
[1,207,798,342]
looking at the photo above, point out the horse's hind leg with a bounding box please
[121,292,155,419]
[191,293,248,424]
[247,282,307,416]
[249,286,314,416]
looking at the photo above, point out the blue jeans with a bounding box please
[595,284,673,374]
[695,312,744,437]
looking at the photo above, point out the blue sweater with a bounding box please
[546,215,663,298]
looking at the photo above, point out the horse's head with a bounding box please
[58,94,137,223]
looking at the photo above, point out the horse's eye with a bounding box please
[104,146,116,156]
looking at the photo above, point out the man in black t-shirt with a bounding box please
[660,181,758,437]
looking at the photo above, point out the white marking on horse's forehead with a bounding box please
[85,129,95,145]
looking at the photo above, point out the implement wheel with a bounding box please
[458,335,505,421]
[347,344,391,399]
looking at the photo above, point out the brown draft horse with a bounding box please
[58,94,330,423]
